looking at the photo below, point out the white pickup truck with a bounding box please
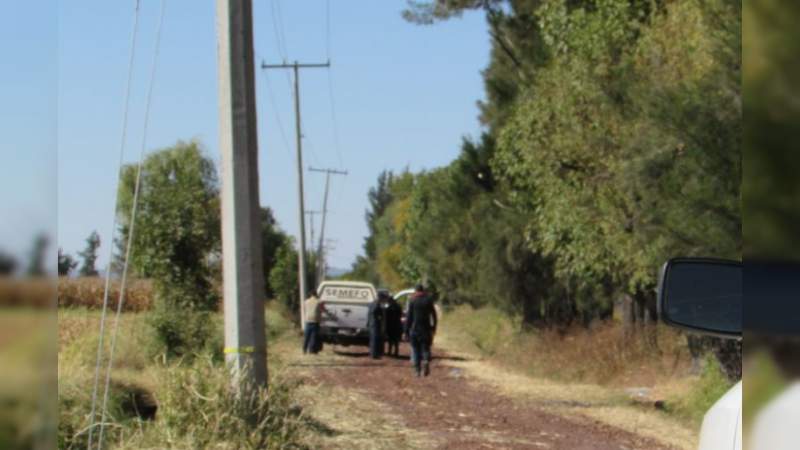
[658,258,742,450]
[317,280,377,347]
[660,258,800,450]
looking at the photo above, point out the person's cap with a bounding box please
[415,283,424,292]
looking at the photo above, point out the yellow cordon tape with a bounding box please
[223,346,257,354]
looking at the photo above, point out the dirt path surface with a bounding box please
[288,342,679,450]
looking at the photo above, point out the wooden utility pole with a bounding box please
[309,167,347,282]
[261,60,329,324]
[216,0,267,389]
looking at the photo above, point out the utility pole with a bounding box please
[261,60,329,324]
[305,210,321,254]
[216,0,267,389]
[309,167,347,282]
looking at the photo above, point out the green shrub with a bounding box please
[667,354,734,424]
[147,306,216,361]
[445,305,516,356]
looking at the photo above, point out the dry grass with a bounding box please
[0,277,56,308]
[295,382,433,450]
[442,305,692,387]
[58,277,153,312]
[434,314,700,450]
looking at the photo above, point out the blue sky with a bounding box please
[0,1,57,271]
[53,0,490,272]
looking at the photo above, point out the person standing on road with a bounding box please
[404,284,438,377]
[384,293,403,357]
[303,289,325,355]
[367,293,385,359]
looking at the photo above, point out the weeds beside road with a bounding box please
[57,302,729,449]
[58,306,309,449]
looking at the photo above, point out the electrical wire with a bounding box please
[260,69,292,158]
[96,1,167,448]
[86,1,141,447]
[324,0,344,168]
[269,0,293,92]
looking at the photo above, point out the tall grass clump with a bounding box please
[58,351,144,449]
[140,356,306,449]
[59,352,309,449]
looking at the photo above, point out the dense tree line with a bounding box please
[350,0,741,335]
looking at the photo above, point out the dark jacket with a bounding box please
[404,292,437,339]
[385,300,403,339]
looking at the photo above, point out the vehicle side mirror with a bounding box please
[658,258,742,338]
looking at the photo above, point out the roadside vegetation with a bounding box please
[57,304,311,449]
[440,304,733,428]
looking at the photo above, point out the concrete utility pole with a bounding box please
[261,60,329,324]
[309,167,347,282]
[216,0,267,388]
[305,210,321,254]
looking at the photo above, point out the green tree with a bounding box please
[117,140,220,357]
[77,231,101,277]
[345,170,397,285]
[58,248,78,277]
[381,0,741,338]
[260,207,289,298]
[269,239,317,322]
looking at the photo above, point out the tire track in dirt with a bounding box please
[297,343,677,450]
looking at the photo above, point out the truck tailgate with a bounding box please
[321,301,369,331]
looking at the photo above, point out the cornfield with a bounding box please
[0,277,55,308]
[57,277,153,311]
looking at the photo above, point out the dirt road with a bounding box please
[285,341,686,450]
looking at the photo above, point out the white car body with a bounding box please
[749,382,800,450]
[698,381,741,450]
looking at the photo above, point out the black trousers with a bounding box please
[410,334,432,371]
[369,328,384,358]
[303,322,320,354]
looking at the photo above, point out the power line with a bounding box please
[96,0,168,448]
[87,1,142,447]
[274,0,289,53]
[308,167,348,282]
[303,132,321,168]
[324,0,344,168]
[325,0,331,61]
[331,169,348,213]
[259,69,292,158]
[268,0,292,92]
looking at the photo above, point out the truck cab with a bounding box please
[317,280,377,347]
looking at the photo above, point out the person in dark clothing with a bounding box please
[384,294,403,357]
[404,284,438,377]
[367,294,385,359]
